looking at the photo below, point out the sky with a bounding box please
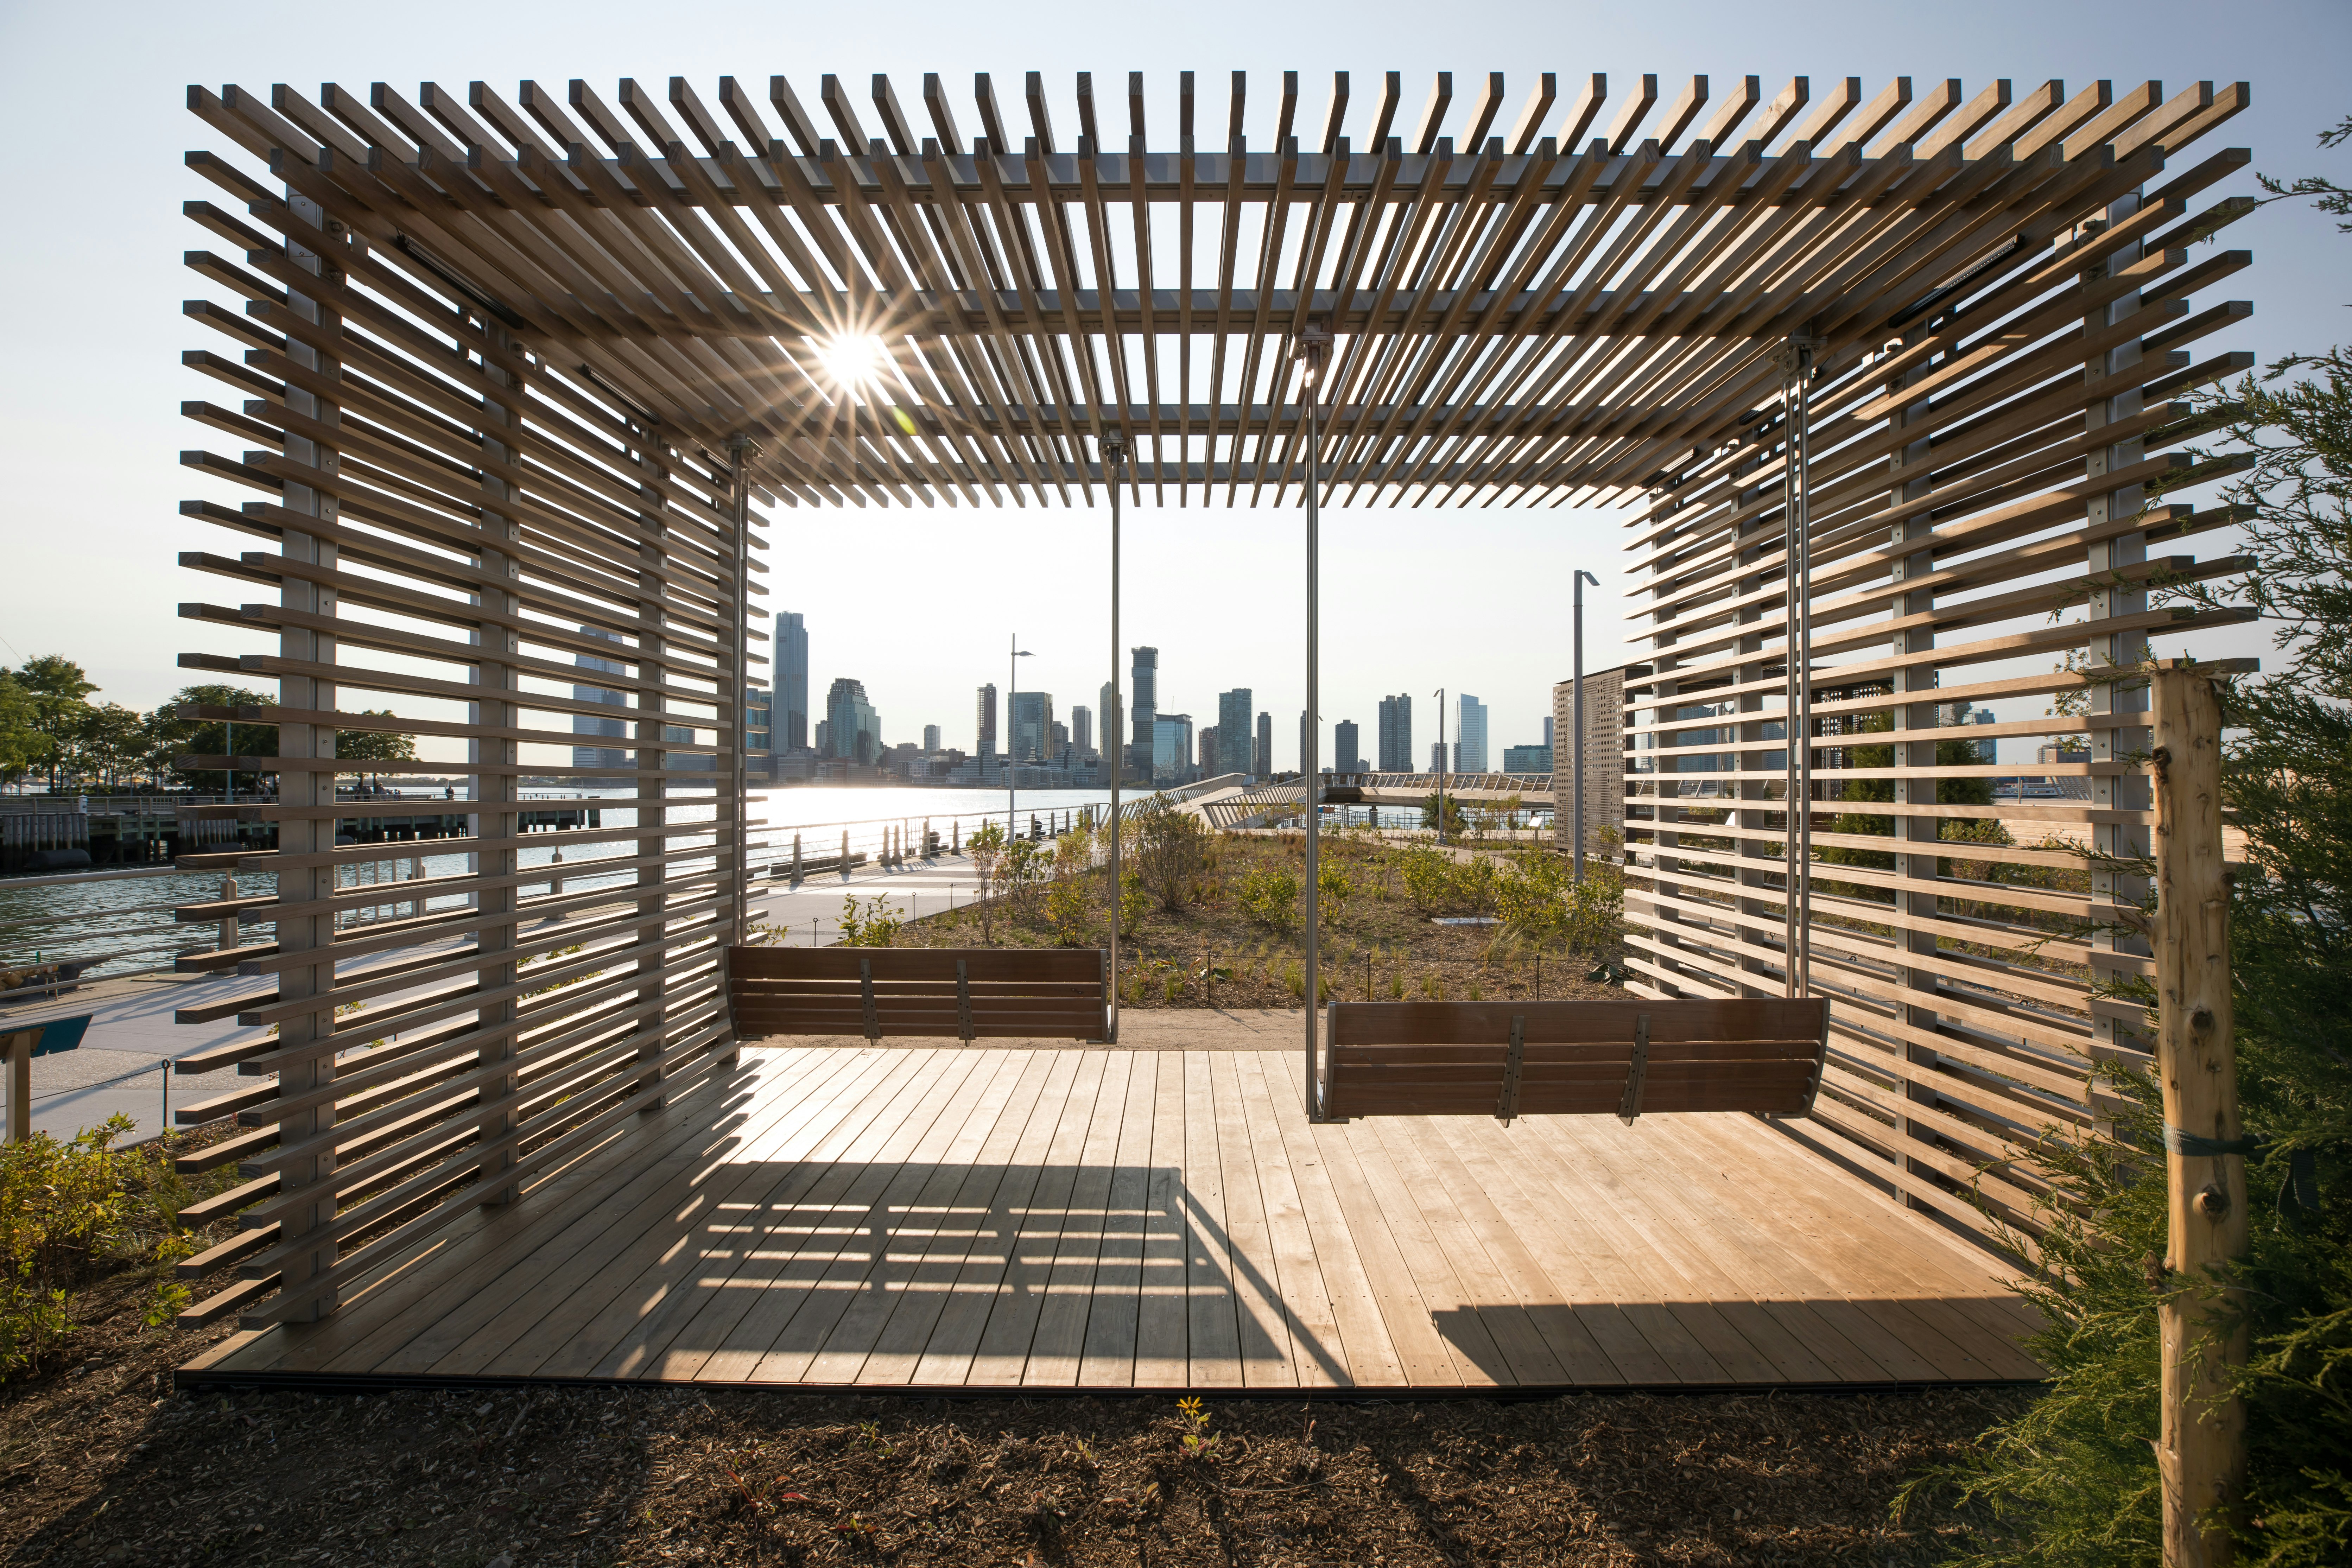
[1,0,2344,768]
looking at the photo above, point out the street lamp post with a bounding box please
[1008,636,1032,847]
[1102,430,1128,1043]
[1571,570,1598,882]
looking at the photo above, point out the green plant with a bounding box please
[1494,850,1572,947]
[1387,970,1406,999]
[1238,864,1301,930]
[837,894,904,947]
[1282,960,1304,998]
[1175,1396,1222,1461]
[1116,868,1149,931]
[1397,844,1451,910]
[1134,796,1211,910]
[1044,876,1092,946]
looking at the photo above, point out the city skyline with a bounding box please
[768,610,1577,777]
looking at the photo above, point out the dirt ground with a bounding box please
[3,1259,2028,1568]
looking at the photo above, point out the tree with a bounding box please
[151,684,276,793]
[0,671,39,792]
[1908,115,2352,1568]
[65,704,147,789]
[336,713,418,788]
[7,655,96,792]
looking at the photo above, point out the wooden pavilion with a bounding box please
[167,67,2252,1391]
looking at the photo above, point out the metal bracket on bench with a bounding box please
[955,959,975,1044]
[1617,1012,1650,1125]
[1496,1014,1526,1124]
[1794,1001,1830,1115]
[858,957,880,1043]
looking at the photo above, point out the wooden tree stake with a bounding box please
[2151,658,2248,1567]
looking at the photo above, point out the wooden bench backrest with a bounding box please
[1323,997,1829,1122]
[727,946,1107,1042]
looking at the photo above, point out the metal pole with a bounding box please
[1780,340,1815,997]
[1102,431,1128,1043]
[726,433,756,944]
[1299,322,1329,1119]
[1572,570,1597,881]
[1008,634,1018,846]
[1435,690,1447,845]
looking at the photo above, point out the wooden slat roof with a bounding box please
[186,71,2246,508]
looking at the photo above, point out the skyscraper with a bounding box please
[1071,704,1092,755]
[975,683,998,759]
[1454,693,1490,773]
[1216,688,1253,776]
[774,611,808,750]
[1198,725,1218,776]
[1152,712,1193,785]
[1334,720,1362,775]
[922,723,941,752]
[572,627,631,776]
[826,679,880,764]
[1542,714,1555,749]
[1377,693,1413,772]
[1130,647,1158,778]
[1009,691,1054,762]
[1256,711,1272,778]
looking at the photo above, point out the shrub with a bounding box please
[1397,844,1452,910]
[1134,797,1211,910]
[837,894,903,947]
[1495,851,1572,947]
[2,1116,198,1380]
[1239,865,1301,930]
[1044,877,1092,946]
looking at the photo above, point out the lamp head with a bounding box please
[1294,319,1332,385]
[1099,429,1128,466]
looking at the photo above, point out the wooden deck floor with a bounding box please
[184,1045,2045,1392]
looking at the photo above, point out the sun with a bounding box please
[813,332,890,391]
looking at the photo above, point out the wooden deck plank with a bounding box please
[264,1052,831,1375]
[488,1053,933,1380]
[722,1049,1015,1383]
[1072,1052,1162,1388]
[1253,1052,1402,1388]
[1560,1115,1859,1385]
[1182,1052,1247,1388]
[1129,1051,1191,1386]
[598,1049,954,1380]
[367,1054,850,1377]
[1207,1050,1297,1388]
[1653,1116,2030,1381]
[685,1049,997,1383]
[966,1050,1120,1385]
[1311,1116,1498,1385]
[897,1050,1093,1385]
[792,1051,1053,1384]
[1403,1115,1624,1385]
[1366,1116,1571,1384]
[1463,1113,1734,1382]
[1423,1114,1652,1384]
[186,1042,2043,1396]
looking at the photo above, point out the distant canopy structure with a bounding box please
[172,69,2254,1324]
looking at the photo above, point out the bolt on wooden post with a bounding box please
[2150,658,2248,1567]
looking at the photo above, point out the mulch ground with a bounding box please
[3,1262,2027,1567]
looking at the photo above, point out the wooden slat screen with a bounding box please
[173,87,766,1327]
[1616,82,2256,1248]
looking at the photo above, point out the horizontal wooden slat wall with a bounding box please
[174,85,766,1327]
[1615,82,2254,1250]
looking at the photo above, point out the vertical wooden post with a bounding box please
[2151,658,2246,1567]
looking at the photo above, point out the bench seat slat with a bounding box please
[725,946,1107,1044]
[1321,997,1830,1123]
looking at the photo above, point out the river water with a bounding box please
[0,783,1541,977]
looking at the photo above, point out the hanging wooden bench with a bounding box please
[726,946,1109,1043]
[1318,997,1830,1123]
